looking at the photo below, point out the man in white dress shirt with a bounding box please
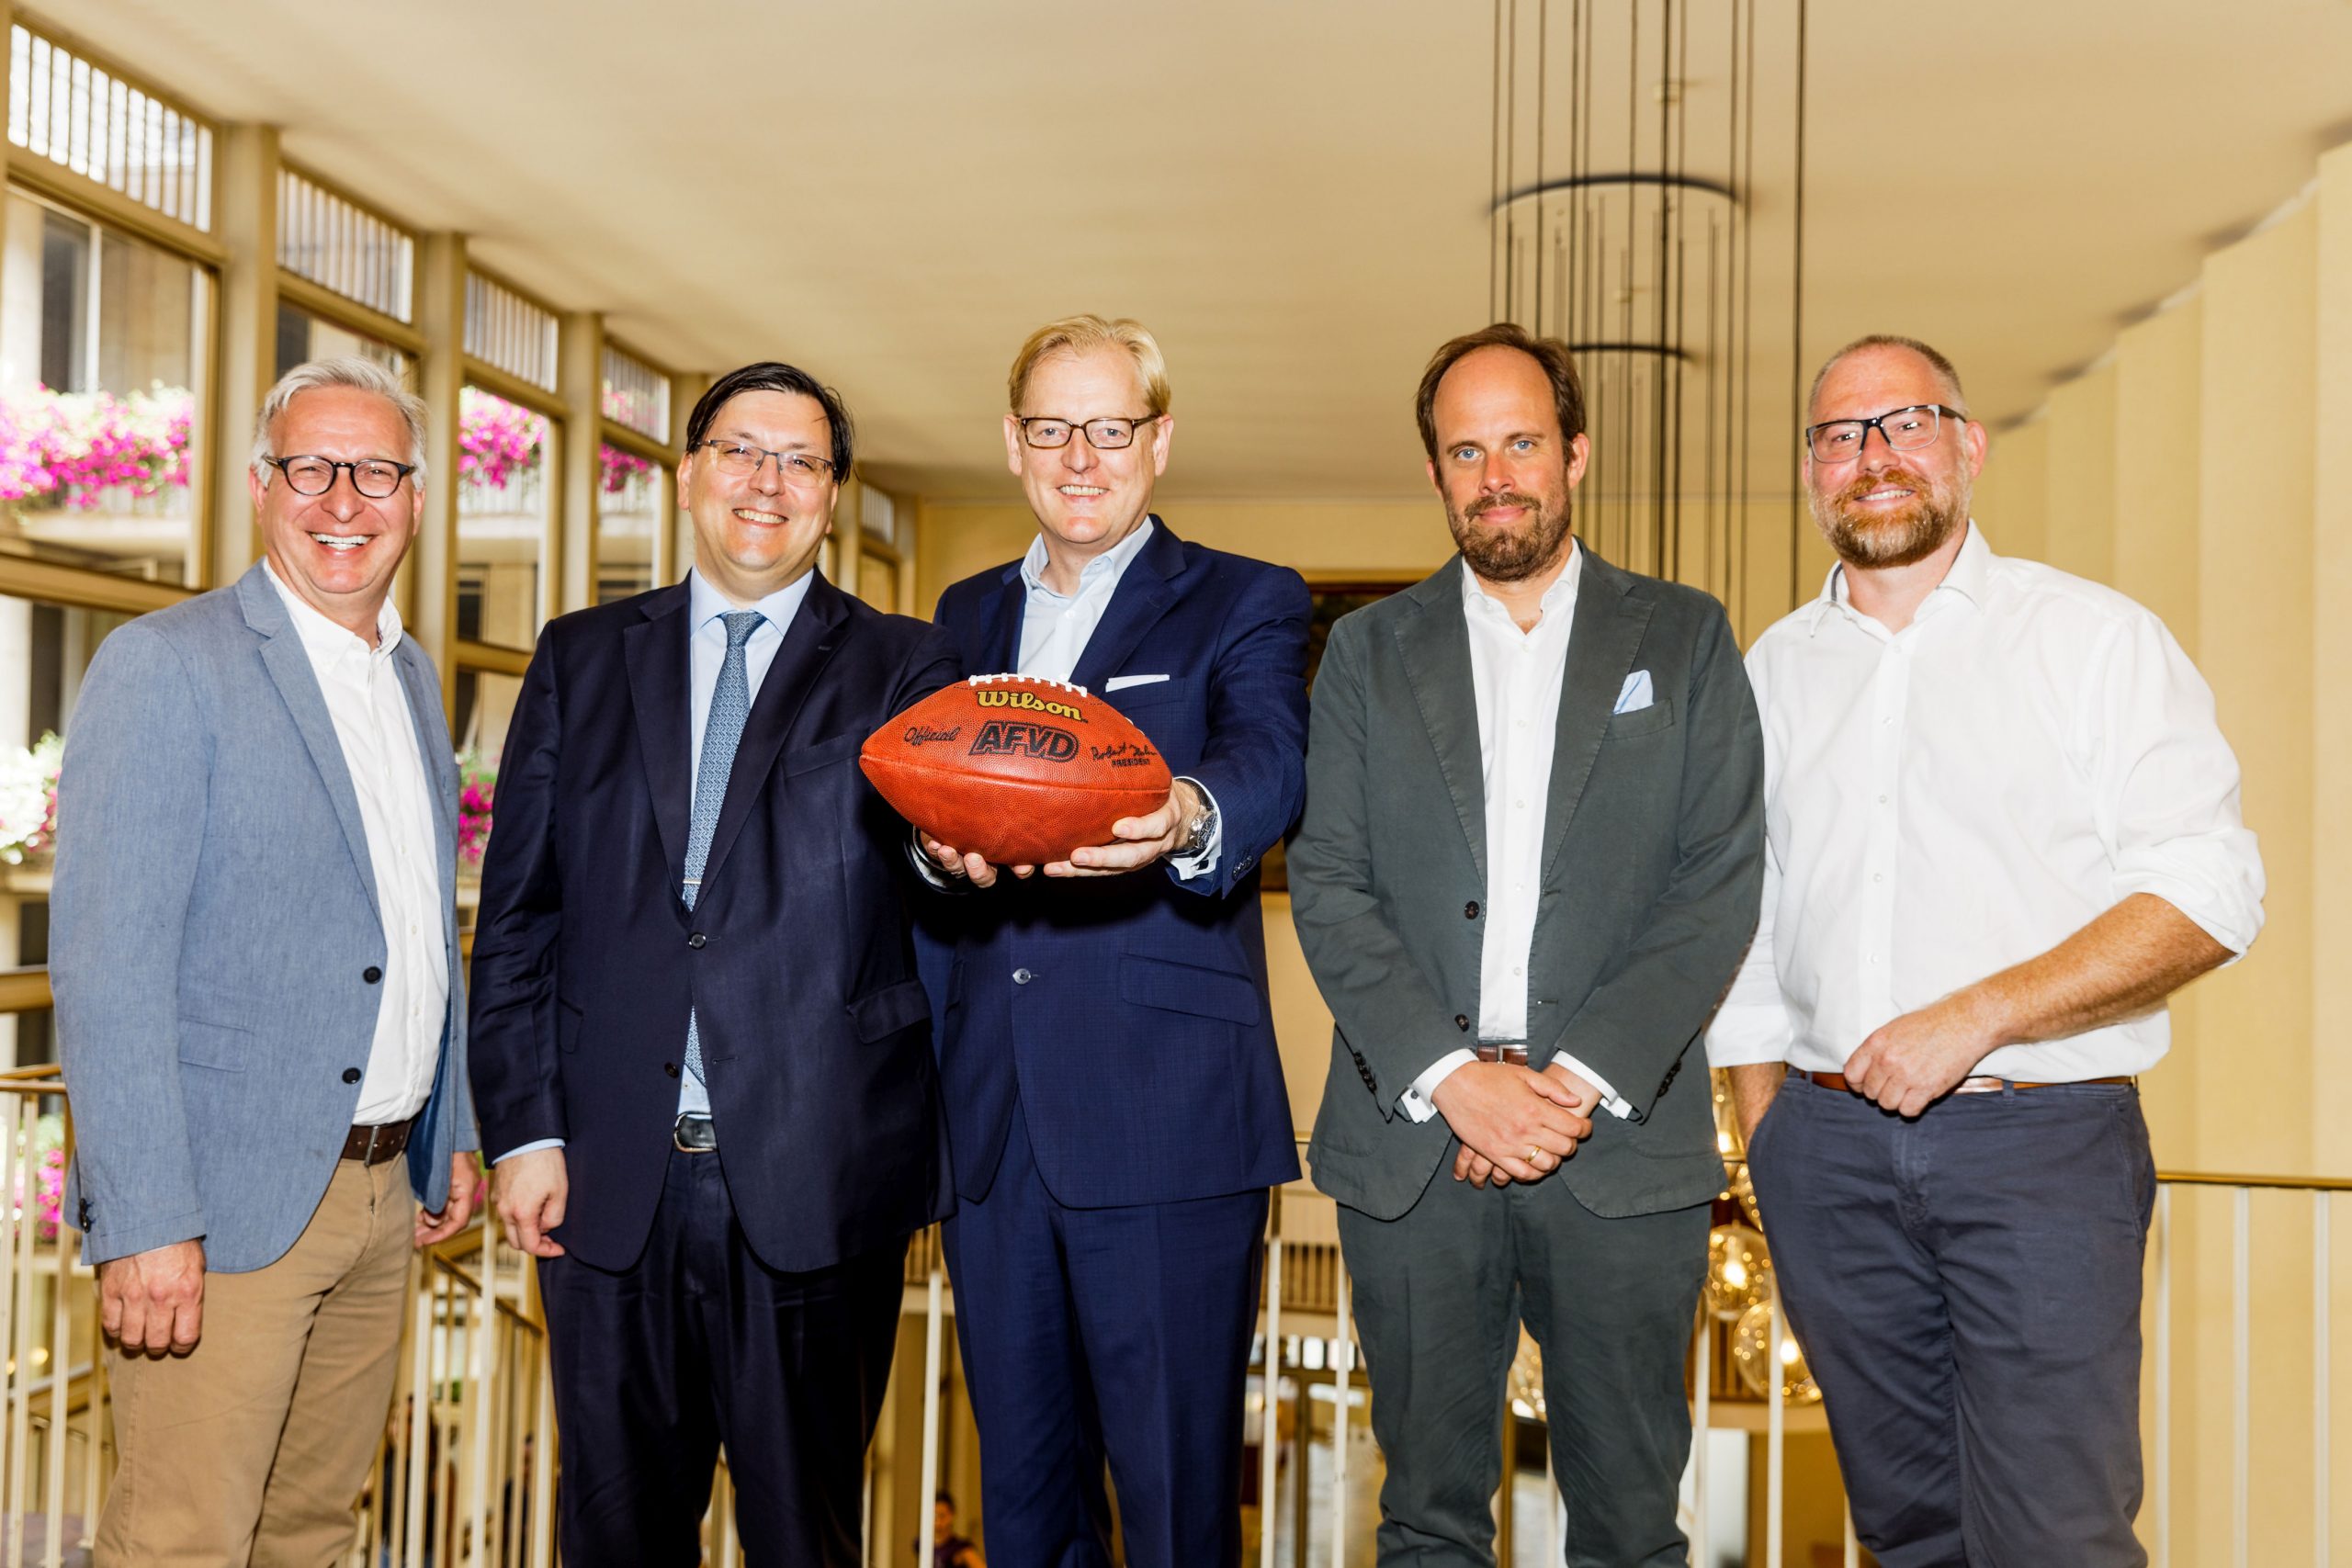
[1708,334,2265,1568]
[54,357,478,1562]
[1293,323,1764,1565]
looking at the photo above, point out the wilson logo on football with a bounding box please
[973,688,1088,723]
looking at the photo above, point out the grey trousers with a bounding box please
[1747,1074,2156,1568]
[1336,1167,1711,1568]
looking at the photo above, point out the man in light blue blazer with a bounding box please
[52,357,479,1565]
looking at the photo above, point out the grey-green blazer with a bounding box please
[1293,546,1762,1223]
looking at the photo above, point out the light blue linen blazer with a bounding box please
[51,562,476,1272]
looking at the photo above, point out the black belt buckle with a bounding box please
[673,1113,717,1153]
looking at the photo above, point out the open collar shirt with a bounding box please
[1705,522,2265,1080]
[264,562,447,1124]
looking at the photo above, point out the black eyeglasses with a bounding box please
[691,439,837,486]
[1804,404,1966,463]
[264,455,416,499]
[1015,414,1160,451]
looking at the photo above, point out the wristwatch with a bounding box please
[1176,782,1217,860]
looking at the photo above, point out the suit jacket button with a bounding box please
[1454,1014,1470,1032]
[342,1067,363,1084]
[1464,901,1480,919]
[687,932,707,949]
[1012,968,1035,985]
[663,1062,681,1079]
[362,966,382,984]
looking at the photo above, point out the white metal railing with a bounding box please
[4,1079,2346,1565]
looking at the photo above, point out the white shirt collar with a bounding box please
[1020,517,1157,600]
[686,565,816,635]
[261,559,403,674]
[1807,518,1991,635]
[1459,537,1582,626]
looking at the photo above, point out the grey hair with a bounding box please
[250,356,430,486]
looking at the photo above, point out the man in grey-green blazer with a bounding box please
[1291,324,1763,1568]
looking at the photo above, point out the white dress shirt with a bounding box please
[499,567,814,1163]
[1705,522,2265,1079]
[263,563,447,1125]
[1398,547,1634,1123]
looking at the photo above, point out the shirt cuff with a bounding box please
[1548,1049,1634,1120]
[1398,1048,1478,1123]
[907,826,972,892]
[1164,777,1223,880]
[494,1138,564,1164]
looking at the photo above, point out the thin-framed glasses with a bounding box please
[692,439,837,486]
[1016,414,1160,450]
[1804,404,1966,463]
[264,455,416,499]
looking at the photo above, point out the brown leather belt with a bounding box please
[1800,1070,2133,1096]
[342,1117,416,1165]
[1474,1043,1529,1066]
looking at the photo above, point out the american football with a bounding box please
[860,674,1175,866]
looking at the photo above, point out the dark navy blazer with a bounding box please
[468,571,960,1273]
[917,521,1311,1207]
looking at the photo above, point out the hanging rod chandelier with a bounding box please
[1487,0,1808,615]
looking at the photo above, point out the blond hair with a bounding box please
[1006,314,1171,418]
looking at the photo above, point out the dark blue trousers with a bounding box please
[941,1102,1268,1568]
[1747,1074,2156,1568]
[538,1147,907,1567]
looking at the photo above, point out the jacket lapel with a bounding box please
[391,640,459,942]
[1069,518,1182,694]
[982,566,1025,674]
[1540,546,1652,883]
[1391,559,1487,887]
[237,567,383,923]
[698,571,849,890]
[623,581,695,906]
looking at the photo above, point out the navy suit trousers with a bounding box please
[941,1102,1268,1568]
[1747,1074,2156,1568]
[538,1147,906,1567]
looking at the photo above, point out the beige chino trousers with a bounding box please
[97,1156,414,1567]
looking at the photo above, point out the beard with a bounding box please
[1447,487,1575,582]
[1808,468,1965,569]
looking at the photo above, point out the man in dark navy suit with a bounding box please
[917,315,1310,1568]
[469,364,956,1566]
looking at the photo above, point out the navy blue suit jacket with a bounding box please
[468,571,959,1273]
[917,521,1310,1208]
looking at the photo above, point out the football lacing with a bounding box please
[966,672,1091,698]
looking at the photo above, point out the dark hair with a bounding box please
[934,1490,955,1506]
[685,362,856,479]
[1415,322,1586,462]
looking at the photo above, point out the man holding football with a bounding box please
[913,314,1310,1568]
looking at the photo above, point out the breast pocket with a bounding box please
[1603,697,1677,740]
[1101,675,1200,716]
[784,732,862,777]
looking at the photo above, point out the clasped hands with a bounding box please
[1432,1060,1601,1189]
[921,779,1205,888]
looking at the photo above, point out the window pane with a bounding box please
[274,301,413,388]
[457,387,550,649]
[0,592,130,1066]
[450,667,521,931]
[596,445,664,604]
[0,191,209,584]
[601,345,668,441]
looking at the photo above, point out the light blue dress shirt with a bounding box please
[495,567,814,1163]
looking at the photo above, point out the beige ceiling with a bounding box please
[39,0,2352,502]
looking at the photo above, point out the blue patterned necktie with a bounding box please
[683,610,763,1089]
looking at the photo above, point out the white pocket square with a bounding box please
[1613,670,1654,715]
[1105,673,1171,692]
